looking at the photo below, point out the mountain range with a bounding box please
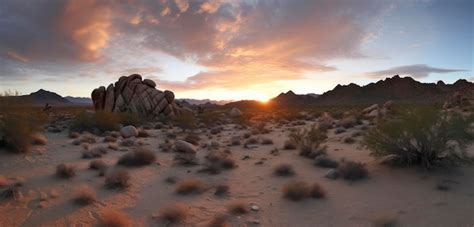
[2,75,472,107]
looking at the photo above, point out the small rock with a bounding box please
[120,125,138,138]
[251,205,259,211]
[325,169,339,179]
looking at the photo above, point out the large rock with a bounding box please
[120,125,138,138]
[91,74,182,118]
[174,140,197,154]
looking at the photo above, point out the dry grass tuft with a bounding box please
[157,204,188,224]
[337,161,368,181]
[282,180,326,201]
[105,169,130,189]
[372,213,398,227]
[261,138,274,145]
[73,185,96,206]
[184,133,201,145]
[314,156,339,168]
[283,140,297,150]
[175,179,205,195]
[117,147,156,167]
[90,160,107,170]
[56,164,76,179]
[273,163,295,176]
[1,186,22,201]
[98,209,133,227]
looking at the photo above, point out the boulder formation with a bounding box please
[91,74,182,118]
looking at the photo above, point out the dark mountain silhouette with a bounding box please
[270,90,319,106]
[315,75,473,105]
[0,89,92,106]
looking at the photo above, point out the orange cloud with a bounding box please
[58,0,112,62]
[7,51,29,63]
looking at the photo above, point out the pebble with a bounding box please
[251,205,259,211]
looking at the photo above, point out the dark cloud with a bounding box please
[365,64,467,78]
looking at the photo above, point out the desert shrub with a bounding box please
[289,126,327,156]
[282,181,309,201]
[314,156,339,168]
[71,111,120,133]
[175,179,204,195]
[273,164,295,176]
[82,146,108,159]
[105,169,130,189]
[214,184,230,196]
[364,108,474,169]
[282,180,326,201]
[174,111,196,132]
[117,147,156,166]
[137,129,150,138]
[56,164,76,179]
[0,111,44,153]
[309,183,326,198]
[158,204,187,224]
[199,110,222,127]
[227,202,249,215]
[98,209,133,227]
[73,185,96,206]
[90,160,107,170]
[200,150,235,174]
[372,213,398,227]
[337,161,368,181]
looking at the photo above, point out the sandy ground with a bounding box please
[0,121,473,227]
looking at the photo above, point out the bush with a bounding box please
[214,184,230,196]
[289,126,327,157]
[98,209,133,227]
[200,150,236,174]
[0,112,43,153]
[175,179,204,195]
[157,204,187,224]
[71,111,141,133]
[89,160,107,170]
[283,140,297,150]
[117,147,156,166]
[364,108,474,169]
[174,111,196,132]
[56,164,76,179]
[282,180,326,201]
[273,164,295,176]
[314,156,339,168]
[184,133,200,145]
[73,185,96,206]
[261,138,274,145]
[105,169,130,189]
[343,137,356,144]
[337,161,368,181]
[1,186,21,201]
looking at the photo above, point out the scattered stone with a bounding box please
[120,125,138,138]
[325,169,339,179]
[251,205,259,211]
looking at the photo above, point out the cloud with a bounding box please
[365,64,467,78]
[0,0,388,91]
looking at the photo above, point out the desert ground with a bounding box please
[0,105,473,227]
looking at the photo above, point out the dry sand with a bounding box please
[0,121,473,226]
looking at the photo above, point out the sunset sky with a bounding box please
[0,0,472,101]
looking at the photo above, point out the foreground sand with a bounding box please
[0,121,473,227]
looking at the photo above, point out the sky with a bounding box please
[0,0,472,101]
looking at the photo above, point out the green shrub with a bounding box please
[364,108,473,169]
[289,126,327,157]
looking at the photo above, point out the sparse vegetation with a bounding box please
[73,185,96,206]
[273,163,295,176]
[282,180,326,201]
[105,169,130,189]
[89,160,107,170]
[337,161,368,181]
[289,126,327,157]
[364,108,474,169]
[117,147,156,166]
[174,111,196,132]
[315,156,339,168]
[56,164,76,179]
[214,184,230,196]
[175,179,204,195]
[0,110,44,153]
[283,140,297,150]
[1,186,21,201]
[207,214,230,227]
[157,204,188,224]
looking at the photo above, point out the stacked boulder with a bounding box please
[91,74,182,118]
[362,100,394,118]
[443,92,472,109]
